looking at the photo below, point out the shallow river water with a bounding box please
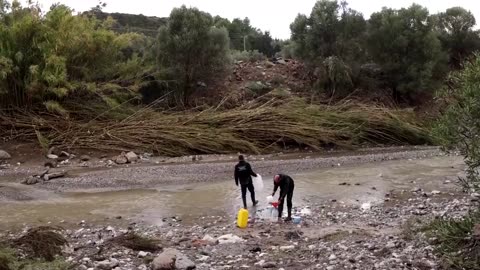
[0,155,464,230]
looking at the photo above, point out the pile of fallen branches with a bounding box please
[0,98,431,156]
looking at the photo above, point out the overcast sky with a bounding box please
[33,0,479,39]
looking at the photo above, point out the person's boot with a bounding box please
[284,216,292,222]
[253,200,259,206]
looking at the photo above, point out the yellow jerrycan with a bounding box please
[237,208,249,228]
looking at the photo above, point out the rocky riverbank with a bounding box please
[1,185,477,270]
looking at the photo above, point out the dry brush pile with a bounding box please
[0,98,432,156]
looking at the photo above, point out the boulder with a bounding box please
[153,248,195,270]
[125,151,138,163]
[0,150,11,160]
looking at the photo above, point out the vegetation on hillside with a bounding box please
[0,0,479,154]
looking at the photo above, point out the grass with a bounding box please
[0,247,70,270]
[425,211,480,270]
[108,232,161,252]
[0,97,432,156]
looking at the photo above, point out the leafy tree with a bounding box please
[289,0,366,96]
[366,4,447,102]
[156,6,230,104]
[0,1,143,109]
[435,54,480,192]
[434,7,480,68]
[291,0,366,64]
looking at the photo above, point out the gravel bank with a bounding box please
[17,147,445,192]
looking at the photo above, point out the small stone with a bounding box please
[47,154,59,160]
[115,155,128,165]
[80,155,91,161]
[262,262,276,268]
[279,245,295,251]
[0,150,11,160]
[138,251,149,258]
[125,151,138,163]
[431,190,441,195]
[95,260,113,270]
[329,254,337,260]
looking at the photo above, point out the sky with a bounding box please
[32,0,479,39]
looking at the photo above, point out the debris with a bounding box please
[109,233,160,252]
[14,226,68,261]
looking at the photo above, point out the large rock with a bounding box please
[152,248,195,270]
[125,151,138,163]
[0,150,11,160]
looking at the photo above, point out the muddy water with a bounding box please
[0,156,464,230]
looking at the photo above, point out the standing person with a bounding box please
[234,155,259,209]
[272,174,295,221]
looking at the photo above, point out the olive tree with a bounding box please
[156,6,230,105]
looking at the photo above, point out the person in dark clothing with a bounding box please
[234,155,259,209]
[272,174,295,221]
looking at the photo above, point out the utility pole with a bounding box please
[243,35,247,52]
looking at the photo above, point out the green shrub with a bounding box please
[425,211,480,269]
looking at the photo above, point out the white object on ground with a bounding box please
[218,234,245,244]
[266,195,274,203]
[252,174,264,191]
[300,207,312,216]
[361,202,372,211]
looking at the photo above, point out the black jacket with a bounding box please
[234,161,257,186]
[273,174,294,200]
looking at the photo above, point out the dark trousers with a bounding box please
[278,185,294,218]
[241,182,256,209]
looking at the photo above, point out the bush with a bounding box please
[231,50,265,62]
[435,54,480,192]
[425,211,480,269]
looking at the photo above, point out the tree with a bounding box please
[435,54,480,192]
[366,4,447,102]
[435,7,480,68]
[289,0,366,96]
[156,6,230,105]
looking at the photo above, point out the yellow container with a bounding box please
[237,208,249,228]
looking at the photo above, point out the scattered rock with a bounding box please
[262,262,276,268]
[431,190,441,195]
[473,224,480,240]
[80,155,91,161]
[44,160,57,168]
[115,155,128,165]
[0,150,11,160]
[47,154,59,160]
[138,251,149,258]
[125,152,138,163]
[279,245,295,251]
[153,248,195,270]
